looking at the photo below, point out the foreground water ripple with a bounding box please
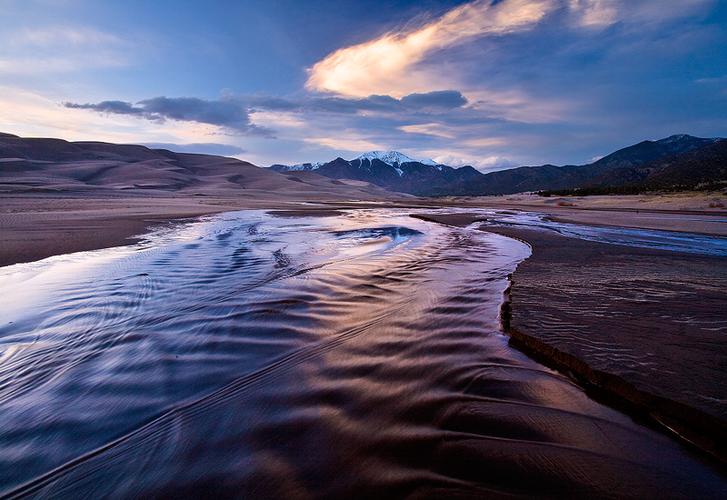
[0,209,723,497]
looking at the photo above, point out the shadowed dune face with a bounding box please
[0,134,396,200]
[1,209,724,497]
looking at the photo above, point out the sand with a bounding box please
[4,191,725,268]
[450,191,727,235]
[416,211,727,462]
[0,194,412,267]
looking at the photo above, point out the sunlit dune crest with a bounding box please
[306,0,554,97]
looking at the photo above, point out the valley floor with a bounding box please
[2,191,725,267]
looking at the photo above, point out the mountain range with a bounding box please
[270,135,726,196]
[1,132,724,199]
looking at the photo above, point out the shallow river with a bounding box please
[0,209,723,497]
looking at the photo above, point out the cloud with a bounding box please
[304,135,385,153]
[0,26,131,75]
[24,0,721,170]
[400,90,467,110]
[67,90,469,137]
[65,97,272,136]
[426,152,519,172]
[398,123,455,138]
[65,100,143,116]
[462,137,508,148]
[568,0,618,27]
[306,0,554,97]
[0,86,230,147]
[247,90,467,114]
[12,26,123,47]
[568,0,714,28]
[142,143,246,156]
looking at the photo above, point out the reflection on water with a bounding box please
[0,209,723,497]
[485,211,727,256]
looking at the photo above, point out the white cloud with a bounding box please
[425,151,518,172]
[569,0,713,28]
[398,123,455,138]
[11,26,124,47]
[304,135,384,153]
[250,110,306,129]
[465,88,573,123]
[568,0,618,27]
[461,137,508,148]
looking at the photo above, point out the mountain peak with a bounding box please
[354,151,437,166]
[658,134,696,144]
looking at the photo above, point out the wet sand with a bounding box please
[451,192,727,236]
[416,212,727,462]
[0,196,389,267]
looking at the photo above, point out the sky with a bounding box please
[1,0,726,170]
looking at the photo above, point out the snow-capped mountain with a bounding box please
[277,162,324,171]
[270,151,436,173]
[269,151,480,195]
[354,151,437,166]
[266,135,723,196]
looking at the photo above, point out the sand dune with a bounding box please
[0,134,399,200]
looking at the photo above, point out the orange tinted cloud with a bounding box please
[306,0,554,97]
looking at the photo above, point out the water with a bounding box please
[484,210,727,256]
[0,209,723,497]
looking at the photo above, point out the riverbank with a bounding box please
[449,191,727,235]
[414,212,727,463]
[0,195,413,267]
[4,192,726,267]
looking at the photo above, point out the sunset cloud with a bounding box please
[306,0,554,97]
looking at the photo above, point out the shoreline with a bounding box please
[3,193,726,267]
[0,196,387,267]
[412,212,727,466]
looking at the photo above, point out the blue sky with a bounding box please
[1,0,725,170]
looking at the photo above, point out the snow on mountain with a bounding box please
[354,151,437,166]
[286,162,324,171]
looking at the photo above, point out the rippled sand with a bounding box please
[0,210,724,497]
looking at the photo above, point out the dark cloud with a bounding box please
[65,90,468,139]
[294,91,466,114]
[400,90,467,110]
[139,97,250,130]
[142,142,246,156]
[65,97,272,136]
[65,100,147,116]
